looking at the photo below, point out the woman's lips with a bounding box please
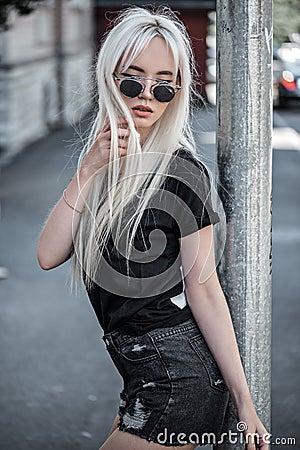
[132,105,153,118]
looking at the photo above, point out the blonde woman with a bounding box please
[37,7,269,450]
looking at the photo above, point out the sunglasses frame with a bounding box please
[113,72,181,102]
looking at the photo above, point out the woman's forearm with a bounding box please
[186,284,254,409]
[37,166,95,270]
[37,121,129,271]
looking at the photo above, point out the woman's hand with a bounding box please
[79,118,129,178]
[233,399,270,449]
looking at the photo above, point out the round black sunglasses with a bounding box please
[113,72,181,103]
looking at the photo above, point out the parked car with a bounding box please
[273,43,300,108]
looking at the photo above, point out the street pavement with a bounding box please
[0,107,299,449]
[271,107,300,448]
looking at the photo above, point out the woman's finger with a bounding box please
[245,431,270,450]
[117,117,127,125]
[258,433,270,449]
[100,129,111,141]
[100,128,128,141]
[100,117,127,133]
[118,148,127,156]
[98,122,110,134]
[118,139,128,149]
[117,128,129,139]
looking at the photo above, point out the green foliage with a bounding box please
[273,0,300,45]
[0,0,43,30]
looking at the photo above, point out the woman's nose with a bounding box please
[139,80,153,100]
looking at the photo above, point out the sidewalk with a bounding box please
[0,110,299,449]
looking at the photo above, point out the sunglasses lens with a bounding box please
[153,85,175,102]
[120,79,142,98]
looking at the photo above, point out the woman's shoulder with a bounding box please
[172,147,208,174]
[163,147,210,196]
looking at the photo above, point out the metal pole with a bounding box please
[216,0,272,448]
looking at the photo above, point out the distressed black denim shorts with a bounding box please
[102,317,230,447]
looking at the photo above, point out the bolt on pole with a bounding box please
[216,0,272,448]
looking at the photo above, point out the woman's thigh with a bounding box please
[99,428,197,450]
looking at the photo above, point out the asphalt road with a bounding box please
[0,106,299,449]
[271,106,300,448]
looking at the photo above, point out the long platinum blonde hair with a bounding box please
[71,6,203,293]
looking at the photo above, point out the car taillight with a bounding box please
[280,70,296,90]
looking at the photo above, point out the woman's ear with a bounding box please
[176,69,181,86]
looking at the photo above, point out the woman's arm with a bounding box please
[37,120,129,270]
[180,225,269,449]
[37,167,95,270]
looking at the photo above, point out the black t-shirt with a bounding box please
[84,148,220,335]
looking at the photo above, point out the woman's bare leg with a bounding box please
[99,428,198,450]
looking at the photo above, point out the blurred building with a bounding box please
[0,0,93,163]
[94,0,215,97]
[0,0,217,163]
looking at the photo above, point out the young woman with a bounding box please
[37,6,269,450]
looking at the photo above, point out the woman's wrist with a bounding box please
[77,152,107,181]
[77,163,98,184]
[231,390,255,410]
[64,165,96,213]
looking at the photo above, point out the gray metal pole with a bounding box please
[216,0,272,448]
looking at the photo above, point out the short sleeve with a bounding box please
[166,150,220,238]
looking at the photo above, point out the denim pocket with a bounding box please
[116,334,159,363]
[188,334,228,393]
